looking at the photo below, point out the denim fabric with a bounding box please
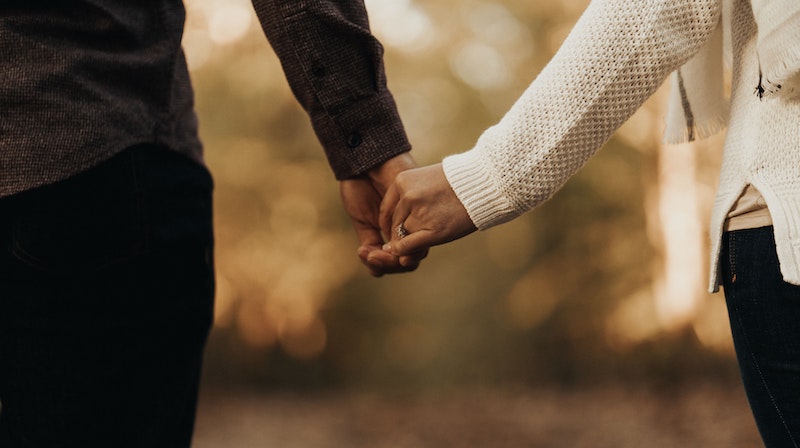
[722,226,800,448]
[0,145,215,447]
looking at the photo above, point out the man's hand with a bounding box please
[339,153,428,276]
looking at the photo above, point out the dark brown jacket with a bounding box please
[0,0,410,197]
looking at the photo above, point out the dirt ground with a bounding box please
[192,381,762,448]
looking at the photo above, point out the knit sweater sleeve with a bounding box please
[442,0,722,229]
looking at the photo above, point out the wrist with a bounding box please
[366,152,416,194]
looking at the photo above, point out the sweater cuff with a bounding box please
[442,149,520,230]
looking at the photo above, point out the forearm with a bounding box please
[443,0,722,229]
[251,0,411,179]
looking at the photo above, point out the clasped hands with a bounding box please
[340,153,476,277]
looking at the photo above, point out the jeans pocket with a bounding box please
[10,150,146,276]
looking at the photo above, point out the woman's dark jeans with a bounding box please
[722,226,800,448]
[0,145,215,447]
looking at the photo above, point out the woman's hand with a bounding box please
[379,164,477,262]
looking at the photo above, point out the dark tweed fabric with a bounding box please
[0,0,410,197]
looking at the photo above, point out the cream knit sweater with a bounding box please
[442,0,800,292]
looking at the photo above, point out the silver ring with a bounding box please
[396,223,409,239]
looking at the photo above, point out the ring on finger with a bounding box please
[396,223,409,239]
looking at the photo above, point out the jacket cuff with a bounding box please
[312,91,411,180]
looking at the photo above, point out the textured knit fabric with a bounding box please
[441,0,800,292]
[751,0,800,98]
[0,1,410,197]
[663,24,729,144]
[664,0,800,144]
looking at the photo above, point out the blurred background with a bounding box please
[183,0,761,446]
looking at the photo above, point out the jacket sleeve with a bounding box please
[441,0,722,229]
[251,0,411,179]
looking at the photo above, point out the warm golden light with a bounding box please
[207,3,252,45]
[652,141,704,328]
[364,0,435,51]
[183,0,734,372]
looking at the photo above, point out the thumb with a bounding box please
[384,230,435,257]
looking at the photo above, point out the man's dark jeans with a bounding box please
[0,145,215,447]
[722,226,800,448]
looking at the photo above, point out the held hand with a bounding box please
[379,164,477,258]
[339,153,428,276]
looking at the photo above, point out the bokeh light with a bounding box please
[182,0,733,387]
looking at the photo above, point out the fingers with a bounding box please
[352,202,425,275]
[354,226,388,277]
[379,181,401,242]
[358,242,424,276]
[353,221,383,251]
[365,246,423,274]
[340,176,422,276]
[384,229,434,257]
[380,178,429,268]
[380,164,478,258]
[399,246,429,268]
[345,162,469,277]
[355,228,421,276]
[379,171,430,257]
